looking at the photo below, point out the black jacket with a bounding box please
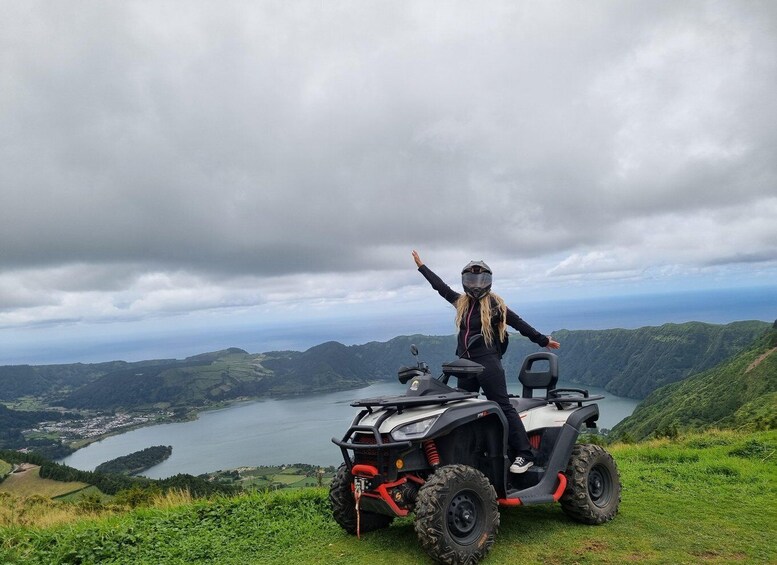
[419,264,550,358]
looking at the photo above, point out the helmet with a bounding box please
[461,260,492,299]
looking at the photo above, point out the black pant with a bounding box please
[457,354,533,460]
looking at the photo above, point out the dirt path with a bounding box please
[746,347,777,373]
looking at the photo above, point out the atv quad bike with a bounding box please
[330,348,621,564]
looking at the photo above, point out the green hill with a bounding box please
[612,326,777,440]
[1,430,775,564]
[0,359,172,401]
[57,346,373,410]
[0,321,769,415]
[540,320,770,398]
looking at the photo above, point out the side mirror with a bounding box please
[410,344,418,357]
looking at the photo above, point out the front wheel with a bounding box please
[329,464,394,535]
[414,464,499,565]
[561,444,621,525]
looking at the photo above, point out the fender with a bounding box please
[502,404,599,504]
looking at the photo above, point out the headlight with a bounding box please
[391,416,439,440]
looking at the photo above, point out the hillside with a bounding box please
[56,321,771,411]
[612,325,777,440]
[1,322,768,414]
[539,320,770,398]
[1,430,775,564]
[56,345,381,410]
[0,359,172,401]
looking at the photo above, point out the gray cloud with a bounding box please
[1,1,776,328]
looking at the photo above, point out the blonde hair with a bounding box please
[454,292,507,348]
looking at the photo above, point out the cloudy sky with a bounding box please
[2,1,776,364]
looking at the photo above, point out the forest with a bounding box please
[94,445,173,476]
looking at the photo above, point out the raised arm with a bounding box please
[506,307,559,349]
[412,250,460,305]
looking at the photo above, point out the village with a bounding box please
[26,411,173,443]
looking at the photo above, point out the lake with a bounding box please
[59,380,640,479]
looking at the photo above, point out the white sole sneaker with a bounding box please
[510,460,534,474]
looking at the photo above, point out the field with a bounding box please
[206,465,334,491]
[1,429,775,564]
[0,459,11,477]
[0,396,47,411]
[0,465,89,499]
[239,465,332,489]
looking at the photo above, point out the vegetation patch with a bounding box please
[685,436,733,449]
[703,464,740,478]
[95,445,173,476]
[728,439,775,460]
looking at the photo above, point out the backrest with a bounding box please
[518,352,559,398]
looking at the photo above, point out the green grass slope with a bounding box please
[2,430,775,564]
[613,327,777,440]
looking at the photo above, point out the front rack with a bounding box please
[332,408,412,473]
[351,391,477,413]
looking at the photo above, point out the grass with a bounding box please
[0,430,775,564]
[53,486,107,503]
[0,459,11,477]
[0,466,89,499]
[488,430,776,564]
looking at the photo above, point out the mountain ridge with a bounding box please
[1,321,769,413]
[612,325,777,439]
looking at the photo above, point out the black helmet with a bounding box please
[461,260,492,299]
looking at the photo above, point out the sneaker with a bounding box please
[510,456,534,474]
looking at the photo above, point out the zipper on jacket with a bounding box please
[463,301,476,358]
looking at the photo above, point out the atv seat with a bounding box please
[509,396,549,413]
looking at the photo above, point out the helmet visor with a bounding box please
[462,272,492,292]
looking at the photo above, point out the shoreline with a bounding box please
[59,380,389,459]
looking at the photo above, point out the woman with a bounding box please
[412,250,560,473]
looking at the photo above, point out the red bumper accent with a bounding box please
[351,464,420,517]
[552,472,567,501]
[351,464,379,478]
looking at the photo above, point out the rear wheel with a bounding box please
[414,464,499,565]
[561,444,621,524]
[329,464,394,535]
